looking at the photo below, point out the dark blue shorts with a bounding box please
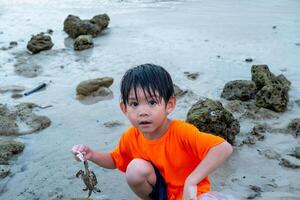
[149,163,167,200]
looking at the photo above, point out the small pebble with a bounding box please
[9,41,18,47]
[245,58,253,62]
[47,29,54,34]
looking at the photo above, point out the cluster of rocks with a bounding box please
[63,14,110,51]
[0,103,51,179]
[23,13,110,54]
[184,65,299,150]
[221,64,291,112]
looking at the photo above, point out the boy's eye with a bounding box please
[129,102,139,107]
[148,100,157,106]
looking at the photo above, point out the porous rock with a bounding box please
[186,98,240,144]
[0,140,25,165]
[221,80,256,101]
[63,14,110,39]
[74,35,93,51]
[27,33,54,54]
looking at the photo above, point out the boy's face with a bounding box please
[120,87,176,139]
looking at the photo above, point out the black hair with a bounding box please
[120,63,174,106]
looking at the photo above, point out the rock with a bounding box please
[225,100,257,114]
[173,84,188,98]
[64,15,100,39]
[27,33,54,54]
[9,41,18,47]
[0,165,10,179]
[255,84,289,112]
[11,93,23,99]
[46,29,54,34]
[103,120,123,128]
[0,85,26,93]
[242,135,257,145]
[279,156,300,169]
[250,124,270,140]
[288,147,300,159]
[77,87,113,105]
[0,140,25,165]
[221,80,256,101]
[186,98,240,144]
[251,65,290,91]
[1,46,10,51]
[258,149,281,160]
[251,65,275,90]
[295,99,300,107]
[0,104,18,135]
[276,74,291,89]
[251,65,291,112]
[76,77,114,96]
[63,14,110,39]
[0,115,19,135]
[73,35,93,51]
[245,58,253,62]
[287,118,300,137]
[184,72,199,80]
[241,107,279,120]
[250,185,263,193]
[0,103,51,135]
[25,115,51,133]
[90,13,110,29]
[247,185,262,199]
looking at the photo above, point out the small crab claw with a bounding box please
[76,170,84,178]
[95,187,101,193]
[88,190,92,198]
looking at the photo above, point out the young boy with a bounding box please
[72,64,233,200]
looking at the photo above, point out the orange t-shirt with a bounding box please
[111,119,225,200]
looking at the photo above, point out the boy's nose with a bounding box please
[139,112,148,117]
[138,105,149,117]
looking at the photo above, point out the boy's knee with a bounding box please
[126,158,155,185]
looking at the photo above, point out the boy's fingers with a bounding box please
[72,144,86,154]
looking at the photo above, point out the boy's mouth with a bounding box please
[138,121,151,125]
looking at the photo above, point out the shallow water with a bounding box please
[1,0,300,199]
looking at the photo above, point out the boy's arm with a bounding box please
[183,141,233,200]
[90,150,117,169]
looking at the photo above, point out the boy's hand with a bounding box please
[72,144,93,161]
[183,182,197,200]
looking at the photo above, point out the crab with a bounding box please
[76,160,101,198]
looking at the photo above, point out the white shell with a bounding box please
[76,152,85,162]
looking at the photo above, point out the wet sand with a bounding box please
[0,0,300,199]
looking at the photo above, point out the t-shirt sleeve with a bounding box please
[110,131,133,173]
[179,122,225,160]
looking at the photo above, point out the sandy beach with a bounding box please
[0,0,300,199]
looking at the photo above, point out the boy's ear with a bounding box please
[120,102,127,115]
[166,96,176,114]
